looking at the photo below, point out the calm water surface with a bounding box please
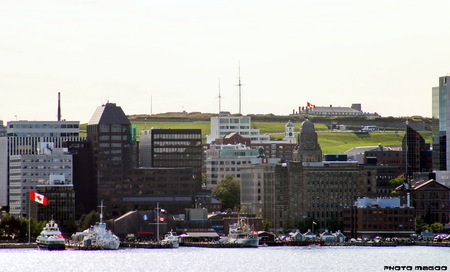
[1,246,449,272]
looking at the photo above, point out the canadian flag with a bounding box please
[30,190,48,206]
[307,102,316,108]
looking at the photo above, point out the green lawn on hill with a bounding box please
[81,121,431,155]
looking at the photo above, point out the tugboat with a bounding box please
[36,220,66,250]
[219,218,259,247]
[71,201,120,250]
[160,231,180,248]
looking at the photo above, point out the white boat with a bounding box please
[71,201,120,250]
[160,231,180,248]
[36,220,66,250]
[219,218,259,247]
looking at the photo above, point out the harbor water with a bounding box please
[1,246,449,272]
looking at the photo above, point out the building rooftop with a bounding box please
[88,103,130,125]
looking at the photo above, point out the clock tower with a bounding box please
[283,120,296,143]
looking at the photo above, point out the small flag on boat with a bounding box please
[30,190,48,206]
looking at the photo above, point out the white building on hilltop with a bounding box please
[206,116,270,144]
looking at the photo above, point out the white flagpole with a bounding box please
[28,194,31,244]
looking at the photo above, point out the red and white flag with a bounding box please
[30,190,48,206]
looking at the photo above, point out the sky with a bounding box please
[1,0,450,123]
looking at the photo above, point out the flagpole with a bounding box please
[28,194,31,244]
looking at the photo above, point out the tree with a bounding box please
[389,175,407,187]
[78,210,100,231]
[212,175,240,210]
[262,220,272,231]
[430,222,444,233]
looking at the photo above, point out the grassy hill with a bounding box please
[81,120,431,155]
[134,121,433,154]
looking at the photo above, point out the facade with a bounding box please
[397,179,450,224]
[82,103,201,216]
[431,76,449,171]
[86,103,137,216]
[122,167,199,213]
[139,128,202,190]
[296,104,364,117]
[0,122,7,207]
[206,115,270,144]
[403,125,432,177]
[363,146,403,196]
[204,144,259,190]
[240,161,278,214]
[214,132,296,161]
[263,120,377,232]
[6,120,79,138]
[343,198,415,239]
[0,120,81,208]
[9,144,73,218]
[31,181,75,226]
[64,140,96,214]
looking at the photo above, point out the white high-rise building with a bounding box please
[1,120,83,211]
[9,143,73,218]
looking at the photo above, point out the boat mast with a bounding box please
[98,200,105,224]
[156,202,160,243]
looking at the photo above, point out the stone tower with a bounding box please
[295,119,322,162]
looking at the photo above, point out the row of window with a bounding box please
[9,123,79,129]
[99,135,128,141]
[153,141,201,147]
[219,117,250,124]
[209,160,252,165]
[21,158,71,163]
[21,165,71,169]
[219,126,251,130]
[153,134,201,140]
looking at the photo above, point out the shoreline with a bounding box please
[0,241,449,249]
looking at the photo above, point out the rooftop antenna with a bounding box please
[57,92,61,121]
[218,78,222,116]
[236,62,243,115]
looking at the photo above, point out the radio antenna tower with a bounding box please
[57,92,61,121]
[218,78,222,116]
[236,62,243,115]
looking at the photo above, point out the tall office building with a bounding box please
[139,128,202,191]
[2,120,82,211]
[432,76,449,171]
[86,103,137,216]
[9,143,73,218]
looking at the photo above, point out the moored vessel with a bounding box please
[160,231,180,248]
[36,220,66,250]
[71,201,120,250]
[219,218,259,247]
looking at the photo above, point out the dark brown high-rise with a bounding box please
[86,103,137,216]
